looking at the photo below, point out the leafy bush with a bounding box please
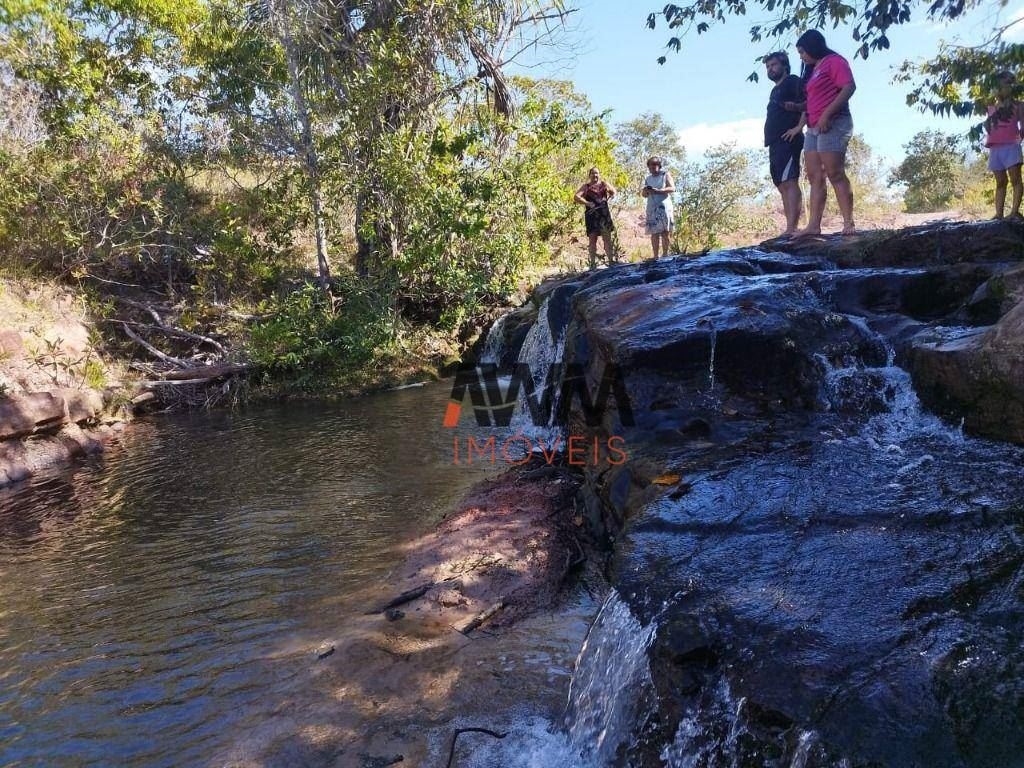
[673,144,764,253]
[247,279,397,390]
[353,78,627,331]
[889,131,967,213]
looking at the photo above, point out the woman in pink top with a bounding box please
[986,71,1024,219]
[785,30,857,237]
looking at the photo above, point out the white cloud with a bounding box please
[678,118,764,155]
[1004,6,1024,41]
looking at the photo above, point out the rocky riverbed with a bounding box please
[472,218,1024,766]
[5,219,1024,767]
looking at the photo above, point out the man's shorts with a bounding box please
[988,143,1023,172]
[769,134,803,185]
[805,113,853,154]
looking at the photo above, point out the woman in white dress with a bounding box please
[641,156,675,258]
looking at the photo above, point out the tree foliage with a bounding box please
[1,0,623,388]
[844,134,895,212]
[673,143,763,253]
[889,130,967,212]
[0,0,204,130]
[613,112,685,176]
[645,0,1019,127]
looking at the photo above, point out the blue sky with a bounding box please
[512,0,1024,167]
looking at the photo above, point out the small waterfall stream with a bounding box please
[479,313,510,365]
[563,592,659,763]
[817,313,965,444]
[496,296,568,448]
[461,590,658,768]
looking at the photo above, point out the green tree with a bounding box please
[644,0,1020,128]
[613,112,685,176]
[889,131,967,213]
[0,0,203,131]
[844,134,895,213]
[673,143,762,253]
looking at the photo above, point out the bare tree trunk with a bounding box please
[276,3,331,290]
[355,190,371,278]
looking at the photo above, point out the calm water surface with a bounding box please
[0,384,492,767]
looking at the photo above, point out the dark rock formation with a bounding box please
[502,219,1024,766]
[773,217,1024,268]
[908,309,1024,444]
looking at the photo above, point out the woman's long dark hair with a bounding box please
[796,29,838,81]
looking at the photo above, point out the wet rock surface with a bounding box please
[501,220,1024,766]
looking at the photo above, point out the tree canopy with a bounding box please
[613,112,685,176]
[646,0,1022,126]
[889,130,967,212]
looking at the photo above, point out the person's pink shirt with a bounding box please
[986,104,1021,147]
[806,54,854,127]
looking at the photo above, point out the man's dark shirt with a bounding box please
[765,74,804,146]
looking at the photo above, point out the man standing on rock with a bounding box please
[764,52,805,236]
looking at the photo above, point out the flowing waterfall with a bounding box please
[563,591,659,763]
[509,297,567,447]
[479,313,510,365]
[708,324,717,392]
[458,590,657,768]
[817,315,967,444]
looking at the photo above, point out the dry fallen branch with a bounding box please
[366,582,434,614]
[139,378,220,387]
[445,727,508,768]
[457,600,506,635]
[114,297,226,354]
[113,321,190,368]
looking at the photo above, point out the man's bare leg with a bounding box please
[798,150,826,237]
[777,179,802,234]
[660,232,671,257]
[821,151,855,234]
[650,234,661,259]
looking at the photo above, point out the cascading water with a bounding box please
[509,297,567,447]
[460,249,1024,768]
[816,313,963,444]
[659,679,744,768]
[458,590,658,768]
[479,313,509,365]
[563,591,659,763]
[707,324,717,392]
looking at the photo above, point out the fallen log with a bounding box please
[161,362,251,381]
[457,599,505,635]
[130,391,158,407]
[139,378,222,388]
[366,582,434,614]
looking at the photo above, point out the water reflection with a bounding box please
[0,384,494,767]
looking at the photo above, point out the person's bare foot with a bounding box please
[794,227,822,238]
[841,224,857,236]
